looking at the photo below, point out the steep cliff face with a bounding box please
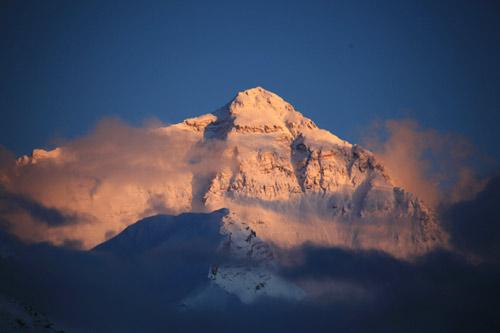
[187,87,443,257]
[7,87,444,256]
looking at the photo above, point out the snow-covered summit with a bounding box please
[177,87,347,145]
[6,87,445,257]
[223,86,309,127]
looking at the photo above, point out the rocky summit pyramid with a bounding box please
[176,87,443,255]
[10,87,444,258]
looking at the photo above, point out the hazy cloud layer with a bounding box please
[0,117,495,251]
[0,118,229,248]
[363,119,492,207]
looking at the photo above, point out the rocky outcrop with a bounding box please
[7,87,444,257]
[197,87,443,257]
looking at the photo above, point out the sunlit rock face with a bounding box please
[198,87,443,257]
[2,87,444,256]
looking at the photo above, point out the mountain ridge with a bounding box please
[6,87,444,256]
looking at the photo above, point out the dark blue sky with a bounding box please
[1,0,499,159]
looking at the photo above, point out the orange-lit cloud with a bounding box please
[0,118,230,249]
[0,117,492,250]
[363,119,490,207]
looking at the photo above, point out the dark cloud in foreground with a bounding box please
[1,180,500,332]
[0,187,82,227]
[443,175,500,262]
[278,247,500,333]
[1,237,499,332]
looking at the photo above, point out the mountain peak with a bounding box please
[230,86,293,114]
[179,87,322,140]
[237,86,271,95]
[235,86,277,98]
[8,87,444,258]
[214,86,317,135]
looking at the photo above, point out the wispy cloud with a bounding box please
[362,119,492,207]
[0,118,230,248]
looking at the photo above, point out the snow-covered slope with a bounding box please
[93,209,227,255]
[95,209,304,304]
[173,87,443,257]
[4,87,444,257]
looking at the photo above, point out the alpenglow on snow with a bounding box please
[7,87,444,257]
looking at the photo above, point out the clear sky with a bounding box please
[1,0,499,160]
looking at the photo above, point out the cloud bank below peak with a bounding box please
[0,101,493,254]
